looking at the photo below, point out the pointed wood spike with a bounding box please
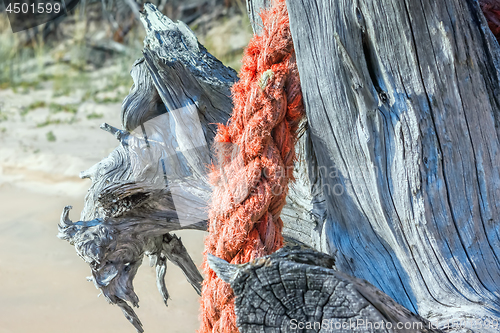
[100,122,127,141]
[206,253,240,285]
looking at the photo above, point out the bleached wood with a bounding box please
[58,4,238,331]
[285,0,500,330]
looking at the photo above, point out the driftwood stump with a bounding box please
[209,248,443,333]
[57,4,237,331]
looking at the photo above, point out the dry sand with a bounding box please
[0,81,206,333]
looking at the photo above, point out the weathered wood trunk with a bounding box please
[275,0,500,329]
[57,6,238,331]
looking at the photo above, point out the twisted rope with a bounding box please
[199,0,304,331]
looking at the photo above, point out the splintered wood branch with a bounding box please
[57,4,237,331]
[58,204,203,332]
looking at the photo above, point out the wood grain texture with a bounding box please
[286,0,500,329]
[209,248,443,333]
[57,1,500,331]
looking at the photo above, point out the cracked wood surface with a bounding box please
[57,1,500,331]
[285,0,500,329]
[209,248,443,333]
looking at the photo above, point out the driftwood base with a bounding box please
[209,248,444,333]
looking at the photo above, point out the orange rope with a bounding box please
[199,0,303,331]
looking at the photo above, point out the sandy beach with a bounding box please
[0,79,206,333]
